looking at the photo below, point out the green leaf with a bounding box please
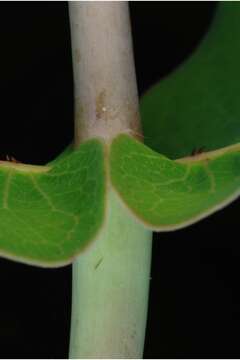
[0,138,106,267]
[110,134,240,230]
[140,3,240,159]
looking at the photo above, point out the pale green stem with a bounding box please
[69,190,152,358]
[68,2,152,358]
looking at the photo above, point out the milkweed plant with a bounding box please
[1,2,240,358]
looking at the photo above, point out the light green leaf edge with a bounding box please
[110,134,240,231]
[0,138,106,267]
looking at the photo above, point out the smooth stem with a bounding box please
[69,190,152,358]
[69,1,142,144]
[68,2,152,358]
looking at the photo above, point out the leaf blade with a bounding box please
[110,134,240,230]
[140,3,240,159]
[0,138,106,267]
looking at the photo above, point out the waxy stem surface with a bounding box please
[69,189,152,358]
[68,2,152,358]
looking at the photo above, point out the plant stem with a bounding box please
[68,1,142,144]
[68,2,152,358]
[69,190,152,358]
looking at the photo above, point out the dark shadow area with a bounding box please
[130,1,217,95]
[145,199,240,358]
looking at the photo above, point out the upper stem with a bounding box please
[69,2,142,144]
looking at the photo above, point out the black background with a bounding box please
[0,2,239,358]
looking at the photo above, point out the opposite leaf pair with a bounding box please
[0,132,239,267]
[1,2,240,267]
